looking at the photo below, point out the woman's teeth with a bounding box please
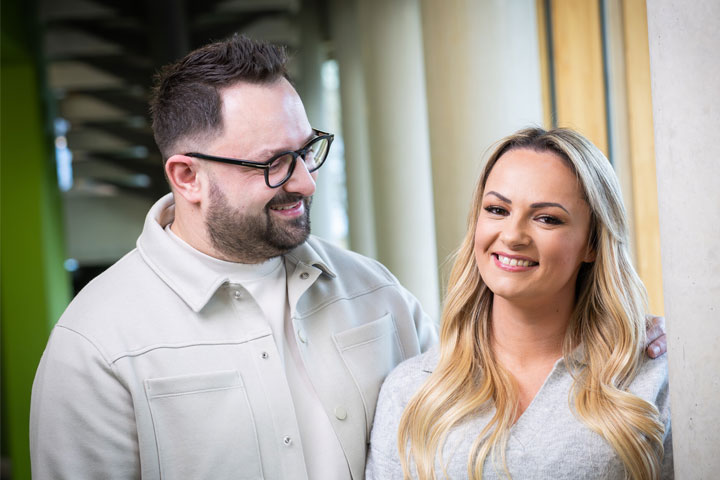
[497,254,538,267]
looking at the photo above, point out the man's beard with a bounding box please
[206,182,312,263]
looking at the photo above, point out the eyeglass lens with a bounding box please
[267,137,330,187]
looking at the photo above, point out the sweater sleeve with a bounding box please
[657,355,674,480]
[366,352,432,480]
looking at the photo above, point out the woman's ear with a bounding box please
[584,246,597,263]
[165,155,204,204]
[584,220,598,263]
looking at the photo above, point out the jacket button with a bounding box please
[299,272,309,280]
[233,290,242,300]
[297,329,307,343]
[283,435,292,446]
[334,407,347,420]
[261,352,269,359]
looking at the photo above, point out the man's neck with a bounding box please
[169,214,223,260]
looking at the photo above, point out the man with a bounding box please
[30,35,665,479]
[31,35,435,480]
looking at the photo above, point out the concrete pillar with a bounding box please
[329,0,377,258]
[419,0,544,281]
[356,0,440,320]
[646,1,720,477]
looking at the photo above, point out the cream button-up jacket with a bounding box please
[30,194,438,480]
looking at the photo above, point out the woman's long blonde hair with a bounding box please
[398,128,665,479]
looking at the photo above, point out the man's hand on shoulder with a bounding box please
[645,315,667,359]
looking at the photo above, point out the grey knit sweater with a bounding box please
[366,346,673,479]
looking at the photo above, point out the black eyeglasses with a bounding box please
[185,129,334,188]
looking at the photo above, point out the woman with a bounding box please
[366,128,672,479]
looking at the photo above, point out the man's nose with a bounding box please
[282,158,316,197]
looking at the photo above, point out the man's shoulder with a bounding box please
[57,248,163,330]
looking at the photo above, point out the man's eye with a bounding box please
[537,215,563,225]
[484,206,507,216]
[268,154,293,172]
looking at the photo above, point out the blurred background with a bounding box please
[2,0,717,479]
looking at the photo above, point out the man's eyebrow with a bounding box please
[256,132,315,159]
[485,191,511,203]
[530,202,570,214]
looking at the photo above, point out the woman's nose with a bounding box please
[500,216,531,248]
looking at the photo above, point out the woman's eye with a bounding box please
[484,206,508,216]
[536,215,563,225]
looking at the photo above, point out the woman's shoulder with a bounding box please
[367,347,440,478]
[632,353,672,477]
[372,346,439,423]
[628,352,671,432]
[381,345,440,397]
[630,352,669,399]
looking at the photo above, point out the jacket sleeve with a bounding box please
[398,284,439,354]
[30,326,140,479]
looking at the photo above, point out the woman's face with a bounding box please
[474,148,595,306]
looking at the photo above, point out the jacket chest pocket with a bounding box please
[145,370,263,479]
[333,313,405,437]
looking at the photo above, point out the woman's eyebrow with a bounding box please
[530,202,570,214]
[485,192,570,214]
[485,191,511,203]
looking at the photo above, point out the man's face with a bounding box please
[200,79,317,263]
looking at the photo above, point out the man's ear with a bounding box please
[165,154,204,204]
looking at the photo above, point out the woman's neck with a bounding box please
[490,293,576,417]
[490,293,574,370]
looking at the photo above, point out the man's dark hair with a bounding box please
[149,34,289,161]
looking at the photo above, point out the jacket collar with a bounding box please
[283,239,337,279]
[137,193,336,312]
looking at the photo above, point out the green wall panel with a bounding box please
[1,1,72,478]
